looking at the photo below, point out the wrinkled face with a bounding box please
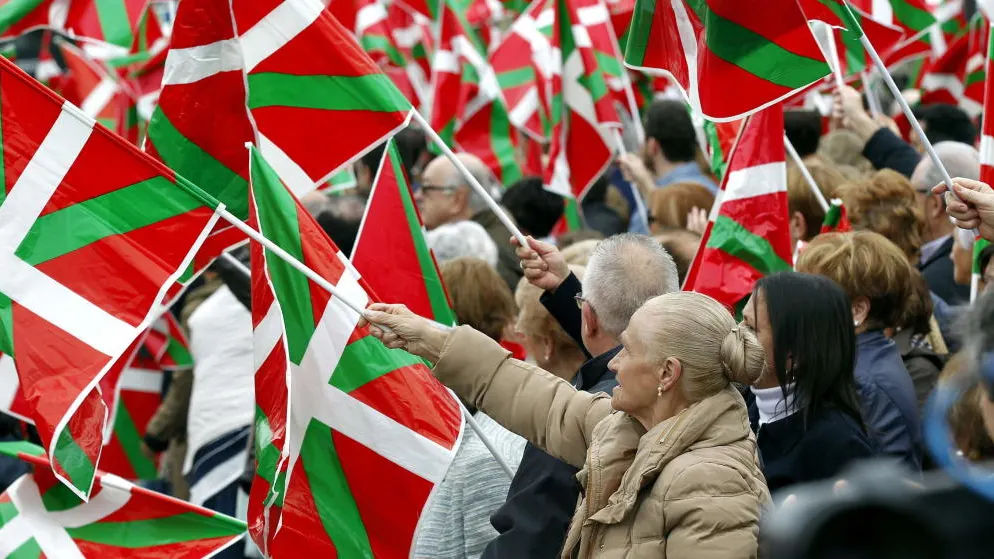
[415,160,460,230]
[608,313,662,416]
[742,290,775,387]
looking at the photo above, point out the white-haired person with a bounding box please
[361,291,771,559]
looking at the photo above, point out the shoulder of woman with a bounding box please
[658,454,755,502]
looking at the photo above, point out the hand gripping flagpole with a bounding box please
[218,202,516,481]
[410,110,530,248]
[784,134,830,213]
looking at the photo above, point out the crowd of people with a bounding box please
[6,83,994,557]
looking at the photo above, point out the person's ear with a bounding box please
[452,186,470,212]
[789,211,808,243]
[852,296,871,328]
[581,304,598,339]
[644,137,660,158]
[659,357,683,392]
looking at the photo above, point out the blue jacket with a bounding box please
[481,273,619,559]
[655,161,719,194]
[854,331,923,471]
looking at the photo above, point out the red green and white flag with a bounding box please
[623,0,831,121]
[979,19,994,186]
[819,198,852,233]
[352,140,457,326]
[962,29,986,117]
[490,0,555,141]
[920,29,970,105]
[544,0,620,200]
[55,40,122,130]
[246,146,463,556]
[0,53,223,499]
[0,441,246,557]
[0,0,67,39]
[64,0,157,53]
[800,0,906,82]
[0,352,28,422]
[850,0,937,63]
[430,0,522,184]
[683,104,792,310]
[703,118,743,181]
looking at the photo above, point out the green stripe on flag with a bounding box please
[253,410,279,483]
[95,0,135,47]
[707,215,792,275]
[389,144,456,324]
[148,107,248,219]
[564,197,582,231]
[113,402,158,480]
[891,0,936,32]
[490,103,522,184]
[40,465,88,512]
[247,73,412,113]
[974,238,991,274]
[0,499,17,527]
[0,441,44,459]
[360,34,406,67]
[497,67,535,90]
[330,336,425,393]
[966,69,985,88]
[299,420,374,556]
[15,177,204,266]
[0,292,12,356]
[9,538,41,559]
[251,149,317,364]
[624,0,656,66]
[66,512,245,547]
[54,428,95,497]
[685,0,830,88]
[165,338,193,368]
[0,0,45,32]
[594,51,623,78]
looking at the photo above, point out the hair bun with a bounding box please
[719,325,765,386]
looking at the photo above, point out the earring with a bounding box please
[854,319,861,327]
[657,385,663,397]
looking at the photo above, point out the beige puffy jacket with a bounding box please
[434,326,771,559]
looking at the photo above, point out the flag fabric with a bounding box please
[55,40,122,130]
[703,118,743,181]
[980,20,994,187]
[0,53,223,499]
[490,0,554,141]
[544,0,620,201]
[247,146,463,556]
[974,237,991,301]
[0,441,246,557]
[430,0,522,184]
[961,25,986,117]
[64,0,155,52]
[0,0,66,39]
[352,140,457,326]
[819,198,851,233]
[623,0,831,121]
[919,29,970,105]
[683,104,792,310]
[799,0,906,82]
[0,352,28,422]
[231,0,414,196]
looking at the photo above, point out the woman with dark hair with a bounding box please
[743,272,876,492]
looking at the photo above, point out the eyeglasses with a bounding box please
[417,184,457,194]
[574,293,586,309]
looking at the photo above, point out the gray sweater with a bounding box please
[412,413,526,558]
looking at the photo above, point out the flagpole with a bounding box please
[862,70,882,118]
[826,26,847,92]
[410,110,529,248]
[784,134,830,213]
[613,129,651,230]
[220,252,250,276]
[452,389,515,480]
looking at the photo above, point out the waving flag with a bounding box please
[799,0,906,81]
[352,140,457,325]
[64,0,156,51]
[684,105,792,310]
[0,0,66,38]
[247,146,462,556]
[0,441,245,557]
[920,30,970,105]
[980,18,994,187]
[0,52,223,499]
[624,0,830,121]
[55,40,122,130]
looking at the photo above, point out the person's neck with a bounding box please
[652,158,677,181]
[923,219,953,244]
[586,335,619,358]
[634,396,691,431]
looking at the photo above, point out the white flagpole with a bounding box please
[863,70,882,118]
[452,389,515,480]
[410,110,529,248]
[613,130,651,230]
[784,134,829,213]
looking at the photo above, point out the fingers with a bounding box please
[931,183,949,196]
[953,179,994,206]
[527,235,557,255]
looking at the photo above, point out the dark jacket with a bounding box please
[854,331,923,472]
[861,127,921,178]
[472,209,525,291]
[893,328,944,413]
[757,408,875,494]
[482,273,618,559]
[920,236,970,306]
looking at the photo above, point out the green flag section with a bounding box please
[0,442,246,557]
[429,0,523,184]
[55,40,122,130]
[0,0,61,38]
[819,199,852,233]
[64,0,155,51]
[624,0,831,121]
[684,104,793,309]
[246,146,463,556]
[799,0,906,82]
[352,140,457,326]
[0,54,222,500]
[320,167,357,194]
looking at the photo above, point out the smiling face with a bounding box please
[608,312,663,417]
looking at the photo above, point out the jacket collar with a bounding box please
[582,386,754,524]
[918,235,953,269]
[574,346,621,391]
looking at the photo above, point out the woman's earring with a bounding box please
[657,385,663,397]
[854,319,861,327]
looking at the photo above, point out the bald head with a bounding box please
[416,152,501,229]
[583,233,680,337]
[911,141,980,191]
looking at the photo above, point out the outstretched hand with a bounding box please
[512,235,570,292]
[360,303,450,363]
[932,178,994,241]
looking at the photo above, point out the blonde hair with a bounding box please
[635,292,766,401]
[515,266,586,361]
[647,182,715,231]
[795,231,915,330]
[837,169,924,262]
[440,257,517,341]
[561,239,600,265]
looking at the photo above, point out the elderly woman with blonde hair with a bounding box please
[515,265,588,379]
[363,291,771,558]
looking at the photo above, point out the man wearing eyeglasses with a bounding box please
[416,152,523,290]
